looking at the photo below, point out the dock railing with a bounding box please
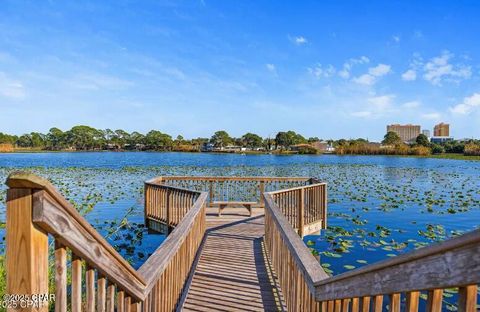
[264,185,480,312]
[5,172,208,312]
[150,175,313,207]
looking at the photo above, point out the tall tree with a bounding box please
[45,127,64,149]
[241,133,263,148]
[382,131,402,145]
[210,130,232,148]
[415,134,430,147]
[145,130,173,150]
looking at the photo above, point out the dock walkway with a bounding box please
[182,207,285,311]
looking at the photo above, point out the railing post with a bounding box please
[298,188,305,237]
[144,183,150,228]
[166,188,171,234]
[6,188,49,312]
[208,181,214,207]
[259,181,265,207]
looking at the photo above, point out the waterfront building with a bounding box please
[431,137,454,144]
[434,123,450,137]
[386,124,421,143]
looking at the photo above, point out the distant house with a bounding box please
[201,143,215,152]
[310,141,335,153]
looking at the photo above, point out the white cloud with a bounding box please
[0,72,26,99]
[339,56,369,79]
[288,36,308,45]
[353,74,376,85]
[308,64,335,78]
[402,69,417,81]
[266,63,276,72]
[350,94,395,118]
[450,93,480,114]
[368,64,391,77]
[392,35,400,43]
[421,112,441,120]
[423,51,471,85]
[403,101,420,108]
[353,63,391,85]
[351,111,372,117]
[368,94,395,111]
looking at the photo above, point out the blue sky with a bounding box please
[0,1,479,140]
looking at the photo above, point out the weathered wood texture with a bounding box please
[182,209,285,311]
[6,188,49,312]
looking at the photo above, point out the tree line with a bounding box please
[0,126,319,151]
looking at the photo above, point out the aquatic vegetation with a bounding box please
[0,156,479,309]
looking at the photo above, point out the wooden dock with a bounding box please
[182,207,285,311]
[4,173,480,312]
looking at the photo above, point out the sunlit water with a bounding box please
[0,152,479,309]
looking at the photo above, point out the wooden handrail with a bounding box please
[267,182,327,195]
[5,172,208,311]
[7,172,146,294]
[265,181,480,311]
[264,193,329,289]
[152,176,312,182]
[313,228,480,300]
[138,192,207,293]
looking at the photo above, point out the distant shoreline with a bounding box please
[1,149,479,161]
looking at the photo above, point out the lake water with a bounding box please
[1,152,479,309]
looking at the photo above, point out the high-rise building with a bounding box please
[434,123,450,137]
[422,130,430,137]
[386,124,421,143]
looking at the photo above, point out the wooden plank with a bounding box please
[6,188,49,312]
[71,254,82,312]
[86,264,96,312]
[426,289,443,312]
[314,228,480,300]
[117,291,125,312]
[106,282,115,312]
[360,296,370,312]
[372,295,383,312]
[458,285,477,312]
[389,293,400,312]
[406,291,419,312]
[351,297,359,312]
[97,274,107,312]
[54,241,67,312]
[183,215,286,312]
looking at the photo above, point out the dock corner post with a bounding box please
[298,188,305,238]
[144,183,149,228]
[323,184,328,230]
[6,188,49,312]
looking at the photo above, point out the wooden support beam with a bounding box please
[6,189,49,312]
